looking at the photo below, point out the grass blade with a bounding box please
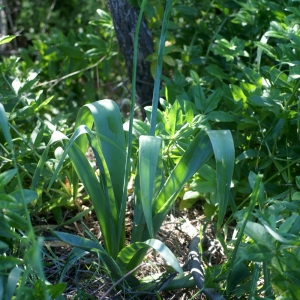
[116,238,183,275]
[6,267,23,300]
[149,0,172,135]
[31,130,67,190]
[226,174,263,294]
[0,103,13,150]
[206,130,234,229]
[145,239,183,274]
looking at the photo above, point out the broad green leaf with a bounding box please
[54,231,103,250]
[86,34,107,50]
[197,164,216,182]
[289,33,300,49]
[243,67,263,87]
[207,111,235,123]
[238,243,273,263]
[75,100,126,255]
[174,5,198,16]
[190,69,200,83]
[6,267,23,300]
[0,257,22,270]
[249,96,276,107]
[265,30,287,40]
[190,84,206,112]
[47,96,133,263]
[0,241,8,249]
[204,88,222,114]
[227,261,251,292]
[131,173,146,243]
[240,82,258,96]
[231,84,247,103]
[255,41,278,60]
[276,110,297,120]
[0,169,17,191]
[95,9,112,26]
[18,71,39,94]
[236,149,265,162]
[46,282,66,299]
[58,44,84,59]
[4,210,29,230]
[263,66,291,89]
[166,100,183,135]
[0,35,16,45]
[139,136,163,238]
[187,181,216,195]
[117,238,183,275]
[292,192,300,200]
[75,100,126,211]
[33,96,54,113]
[0,103,13,150]
[204,202,218,219]
[0,218,21,240]
[84,48,105,58]
[0,194,21,210]
[183,100,194,124]
[163,54,175,66]
[130,119,150,137]
[205,64,228,80]
[11,189,38,207]
[244,221,274,249]
[11,78,21,95]
[31,122,47,148]
[145,239,183,274]
[32,131,68,190]
[278,214,299,233]
[256,216,289,243]
[207,130,234,228]
[179,191,203,209]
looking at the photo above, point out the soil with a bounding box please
[39,194,226,300]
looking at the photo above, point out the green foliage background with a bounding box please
[1,0,300,299]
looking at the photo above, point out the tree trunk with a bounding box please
[108,0,154,115]
[0,0,8,52]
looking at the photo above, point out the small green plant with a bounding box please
[0,103,66,299]
[39,0,234,295]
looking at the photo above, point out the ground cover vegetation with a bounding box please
[1,0,300,299]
